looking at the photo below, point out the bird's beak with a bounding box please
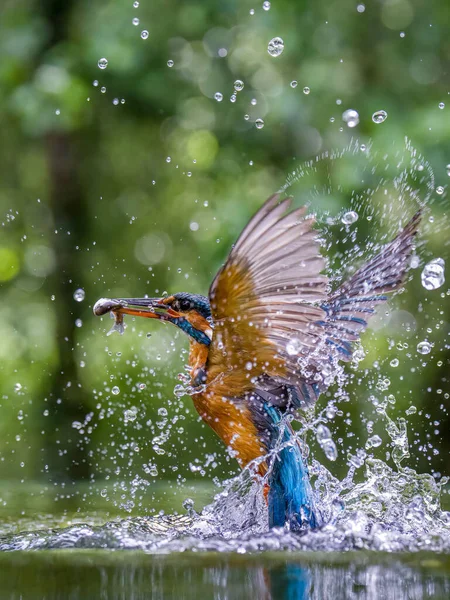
[93,297,182,320]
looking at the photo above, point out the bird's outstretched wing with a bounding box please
[206,194,329,398]
[206,195,421,414]
[318,209,422,362]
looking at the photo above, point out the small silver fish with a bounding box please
[107,311,125,336]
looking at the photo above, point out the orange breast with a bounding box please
[191,388,268,475]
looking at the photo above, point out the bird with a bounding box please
[93,194,421,532]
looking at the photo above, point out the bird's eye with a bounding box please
[179,299,192,311]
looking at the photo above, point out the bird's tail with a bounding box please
[264,404,319,531]
[318,210,422,361]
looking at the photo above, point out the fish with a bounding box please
[92,298,126,336]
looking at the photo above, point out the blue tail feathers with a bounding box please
[264,404,318,531]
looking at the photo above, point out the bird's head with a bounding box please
[93,292,213,346]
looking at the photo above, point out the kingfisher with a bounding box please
[94,194,421,531]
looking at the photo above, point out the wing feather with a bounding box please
[206,194,328,398]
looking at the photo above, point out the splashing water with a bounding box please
[2,411,449,553]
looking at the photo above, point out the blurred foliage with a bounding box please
[0,0,449,512]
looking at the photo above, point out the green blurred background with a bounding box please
[0,0,449,516]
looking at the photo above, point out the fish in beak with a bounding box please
[92,297,183,335]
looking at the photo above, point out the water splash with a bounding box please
[1,452,449,553]
[2,402,449,553]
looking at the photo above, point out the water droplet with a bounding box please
[55,109,60,116]
[158,407,168,417]
[100,86,106,93]
[214,92,223,102]
[436,186,444,195]
[342,109,360,128]
[421,258,445,290]
[262,1,271,10]
[390,358,399,367]
[73,288,85,302]
[400,31,405,37]
[255,118,264,129]
[112,98,119,106]
[417,341,432,355]
[406,405,417,415]
[75,319,83,328]
[124,407,137,422]
[286,338,302,355]
[234,79,244,92]
[174,384,185,398]
[439,102,445,109]
[141,30,149,39]
[376,378,391,391]
[290,80,298,88]
[341,211,358,225]
[244,114,250,121]
[93,80,99,87]
[267,37,284,57]
[167,60,174,67]
[133,0,139,7]
[166,156,171,163]
[251,98,257,106]
[182,497,195,511]
[190,221,199,231]
[98,58,108,70]
[316,424,338,461]
[249,8,255,15]
[357,3,365,12]
[372,110,388,124]
[303,86,310,95]
[111,386,120,395]
[138,383,146,390]
[132,17,139,26]
[326,404,338,419]
[366,434,382,449]
[230,94,237,103]
[14,383,22,393]
[100,489,108,498]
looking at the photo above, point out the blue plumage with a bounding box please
[174,317,211,346]
[264,404,318,530]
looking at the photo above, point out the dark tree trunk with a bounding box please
[40,0,91,482]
